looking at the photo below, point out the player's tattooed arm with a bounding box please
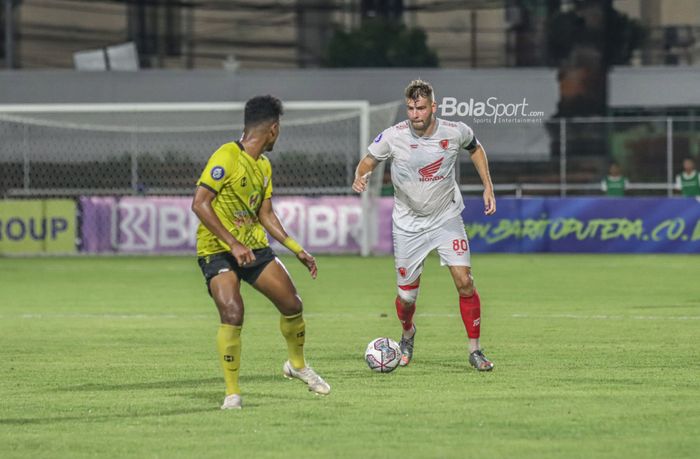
[469,145,496,216]
[191,185,255,265]
[258,198,317,279]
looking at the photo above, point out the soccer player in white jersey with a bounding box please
[352,79,496,371]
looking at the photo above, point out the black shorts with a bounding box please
[197,247,277,294]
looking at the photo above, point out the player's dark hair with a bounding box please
[244,95,283,127]
[405,79,434,101]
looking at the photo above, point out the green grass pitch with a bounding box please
[1,254,699,459]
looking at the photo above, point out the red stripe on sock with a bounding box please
[398,284,419,291]
[395,296,416,332]
[459,290,481,339]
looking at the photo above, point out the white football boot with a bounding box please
[220,394,242,410]
[282,360,331,395]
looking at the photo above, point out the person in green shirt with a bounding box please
[675,158,700,197]
[601,162,628,197]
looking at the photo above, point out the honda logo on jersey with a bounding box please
[418,157,445,182]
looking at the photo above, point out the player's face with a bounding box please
[265,121,280,152]
[406,96,436,133]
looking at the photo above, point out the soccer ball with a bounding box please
[365,337,401,373]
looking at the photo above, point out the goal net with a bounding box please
[0,101,401,256]
[0,101,400,197]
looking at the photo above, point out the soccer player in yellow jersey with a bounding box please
[191,95,330,410]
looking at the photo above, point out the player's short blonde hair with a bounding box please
[405,80,434,101]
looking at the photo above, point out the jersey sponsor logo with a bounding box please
[440,139,449,150]
[418,157,445,182]
[240,177,247,187]
[373,133,383,143]
[211,166,225,180]
[410,144,418,149]
[398,267,407,278]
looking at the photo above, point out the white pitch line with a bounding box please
[512,313,700,321]
[1,312,697,322]
[14,313,211,320]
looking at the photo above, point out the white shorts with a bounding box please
[393,215,471,286]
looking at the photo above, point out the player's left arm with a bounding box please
[469,144,496,216]
[258,198,317,279]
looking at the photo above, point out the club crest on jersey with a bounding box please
[211,166,225,180]
[373,133,383,143]
[398,267,407,278]
[440,139,449,150]
[418,157,445,182]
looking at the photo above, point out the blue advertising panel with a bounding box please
[462,198,700,253]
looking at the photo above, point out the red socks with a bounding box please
[459,290,481,339]
[395,296,416,332]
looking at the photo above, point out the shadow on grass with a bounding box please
[61,377,221,392]
[0,407,215,426]
[60,371,316,393]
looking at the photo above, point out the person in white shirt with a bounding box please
[352,79,496,371]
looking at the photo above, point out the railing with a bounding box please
[460,182,675,198]
[2,112,698,199]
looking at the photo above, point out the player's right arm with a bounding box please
[353,129,392,193]
[352,155,379,193]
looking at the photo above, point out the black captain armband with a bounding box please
[465,136,480,152]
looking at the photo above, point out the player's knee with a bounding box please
[219,301,244,325]
[457,276,475,297]
[397,286,419,306]
[281,294,303,316]
[291,294,303,314]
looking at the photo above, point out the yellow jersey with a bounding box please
[195,141,273,256]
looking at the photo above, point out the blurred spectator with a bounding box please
[601,162,628,197]
[675,158,700,197]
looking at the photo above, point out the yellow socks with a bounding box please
[216,324,242,396]
[217,315,304,394]
[280,312,306,369]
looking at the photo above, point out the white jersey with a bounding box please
[368,118,478,232]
